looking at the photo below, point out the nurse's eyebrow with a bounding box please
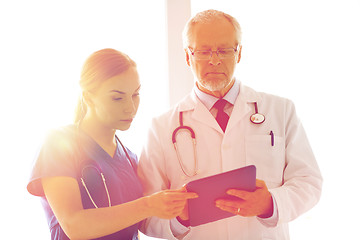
[110,85,141,94]
[110,90,125,94]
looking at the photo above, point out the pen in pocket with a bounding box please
[270,131,274,146]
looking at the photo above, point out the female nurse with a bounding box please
[27,48,197,240]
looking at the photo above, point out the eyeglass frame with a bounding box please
[187,45,240,60]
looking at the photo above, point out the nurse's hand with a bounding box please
[145,187,198,220]
[215,179,273,218]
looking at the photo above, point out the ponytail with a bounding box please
[74,95,87,124]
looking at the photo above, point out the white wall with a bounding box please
[166,0,194,107]
[1,0,359,239]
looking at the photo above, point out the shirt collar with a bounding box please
[194,79,240,110]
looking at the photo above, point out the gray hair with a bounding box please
[182,9,242,48]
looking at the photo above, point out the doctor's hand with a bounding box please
[144,187,198,220]
[215,179,273,218]
[177,186,191,221]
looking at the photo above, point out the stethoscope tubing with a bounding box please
[81,171,111,208]
[172,101,265,177]
[172,111,198,177]
[80,134,134,209]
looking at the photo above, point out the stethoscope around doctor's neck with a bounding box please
[172,101,265,177]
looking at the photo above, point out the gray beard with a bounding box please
[199,78,230,92]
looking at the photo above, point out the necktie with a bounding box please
[213,99,229,132]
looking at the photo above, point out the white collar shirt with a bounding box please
[193,79,240,118]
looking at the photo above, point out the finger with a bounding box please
[173,192,198,200]
[215,199,244,209]
[170,186,192,193]
[170,200,190,208]
[184,192,199,199]
[172,204,186,212]
[169,196,195,207]
[216,201,252,217]
[164,191,198,200]
[256,179,266,188]
[180,185,187,192]
[161,203,185,214]
[168,187,187,193]
[174,205,189,217]
[226,189,249,200]
[215,202,239,215]
[176,186,198,198]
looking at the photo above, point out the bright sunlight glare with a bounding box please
[1,0,360,239]
[1,1,166,239]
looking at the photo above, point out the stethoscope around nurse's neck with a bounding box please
[77,127,135,208]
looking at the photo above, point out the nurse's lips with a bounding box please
[120,118,133,123]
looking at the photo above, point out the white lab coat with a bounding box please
[138,82,322,240]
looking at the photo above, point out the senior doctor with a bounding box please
[138,9,322,240]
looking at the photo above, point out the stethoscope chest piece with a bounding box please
[249,102,265,124]
[250,113,265,124]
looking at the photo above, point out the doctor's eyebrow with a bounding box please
[196,44,232,50]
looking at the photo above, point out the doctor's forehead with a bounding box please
[189,23,237,48]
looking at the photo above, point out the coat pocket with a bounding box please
[245,135,285,188]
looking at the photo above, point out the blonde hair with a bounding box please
[74,48,136,124]
[182,9,242,48]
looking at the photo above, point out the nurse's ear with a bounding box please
[82,91,95,109]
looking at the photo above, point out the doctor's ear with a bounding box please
[236,45,242,63]
[185,49,191,67]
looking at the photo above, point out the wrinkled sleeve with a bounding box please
[270,100,323,225]
[27,128,78,197]
[257,193,279,227]
[138,118,186,240]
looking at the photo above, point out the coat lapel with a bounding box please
[226,83,262,132]
[178,91,220,131]
[177,83,263,133]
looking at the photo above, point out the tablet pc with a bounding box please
[185,165,256,227]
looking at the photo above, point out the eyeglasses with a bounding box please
[188,46,238,60]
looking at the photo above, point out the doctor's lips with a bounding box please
[206,72,224,75]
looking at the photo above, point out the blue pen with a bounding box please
[270,131,274,146]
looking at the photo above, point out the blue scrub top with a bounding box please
[27,125,143,240]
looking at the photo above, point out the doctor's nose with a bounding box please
[209,52,221,65]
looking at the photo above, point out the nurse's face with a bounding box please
[88,66,140,131]
[185,18,241,96]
